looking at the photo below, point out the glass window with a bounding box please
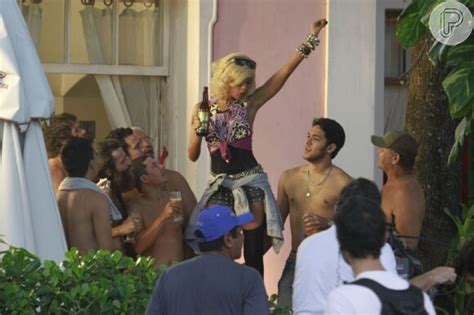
[19,0,167,75]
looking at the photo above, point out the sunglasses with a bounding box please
[229,57,256,70]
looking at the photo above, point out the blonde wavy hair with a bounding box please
[210,52,256,102]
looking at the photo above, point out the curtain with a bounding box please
[21,3,42,49]
[384,85,408,133]
[80,4,164,156]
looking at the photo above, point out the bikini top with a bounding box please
[206,98,253,163]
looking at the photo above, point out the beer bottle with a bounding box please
[196,86,210,137]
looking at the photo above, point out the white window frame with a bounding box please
[18,0,170,76]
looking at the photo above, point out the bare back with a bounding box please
[49,157,66,192]
[57,189,114,255]
[278,165,351,250]
[130,196,184,266]
[381,176,425,251]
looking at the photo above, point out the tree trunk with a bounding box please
[405,37,462,271]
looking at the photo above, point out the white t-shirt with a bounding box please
[324,270,436,315]
[292,226,397,315]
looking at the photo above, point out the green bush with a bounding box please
[0,243,292,314]
[0,245,159,314]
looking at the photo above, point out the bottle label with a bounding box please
[197,110,209,135]
[198,111,209,124]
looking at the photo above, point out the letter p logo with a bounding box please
[429,2,472,46]
[440,8,464,38]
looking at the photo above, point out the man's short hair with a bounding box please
[335,196,386,259]
[107,127,133,154]
[97,139,124,179]
[43,113,78,158]
[130,156,148,193]
[195,227,239,252]
[337,178,381,209]
[61,137,94,178]
[312,118,345,159]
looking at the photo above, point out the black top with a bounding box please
[211,147,258,175]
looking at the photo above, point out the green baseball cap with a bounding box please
[371,130,418,160]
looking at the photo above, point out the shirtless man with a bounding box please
[131,126,197,219]
[129,156,190,266]
[43,113,86,191]
[107,127,144,160]
[131,126,155,158]
[276,118,352,306]
[97,138,141,255]
[371,130,425,252]
[56,137,115,255]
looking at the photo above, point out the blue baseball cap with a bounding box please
[195,205,254,242]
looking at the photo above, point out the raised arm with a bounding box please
[188,102,203,162]
[167,170,197,222]
[247,19,327,112]
[134,201,177,254]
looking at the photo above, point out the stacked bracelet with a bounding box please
[296,43,312,58]
[305,33,320,50]
[296,33,320,58]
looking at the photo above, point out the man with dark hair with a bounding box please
[43,113,86,191]
[107,127,143,160]
[146,205,269,315]
[97,139,133,216]
[293,178,456,314]
[275,117,352,306]
[129,156,189,266]
[56,138,119,255]
[371,130,425,251]
[129,126,197,229]
[293,178,396,314]
[324,196,435,314]
[97,139,141,255]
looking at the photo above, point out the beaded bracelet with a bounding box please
[296,43,312,58]
[305,33,320,50]
[296,33,320,58]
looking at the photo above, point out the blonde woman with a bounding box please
[186,19,328,276]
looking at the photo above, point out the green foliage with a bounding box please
[396,0,474,165]
[396,1,427,49]
[0,246,159,314]
[443,206,474,315]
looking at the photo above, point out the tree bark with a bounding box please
[405,37,462,271]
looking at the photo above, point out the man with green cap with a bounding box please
[371,130,425,252]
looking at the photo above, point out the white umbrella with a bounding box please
[0,0,67,262]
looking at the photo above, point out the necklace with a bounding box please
[305,165,332,198]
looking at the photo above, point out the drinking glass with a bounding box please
[169,191,184,223]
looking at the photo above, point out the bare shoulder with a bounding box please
[82,190,109,212]
[166,169,186,184]
[280,165,306,181]
[391,177,424,199]
[330,166,352,187]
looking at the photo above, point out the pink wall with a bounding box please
[213,0,327,295]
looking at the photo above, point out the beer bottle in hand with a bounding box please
[196,87,210,137]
